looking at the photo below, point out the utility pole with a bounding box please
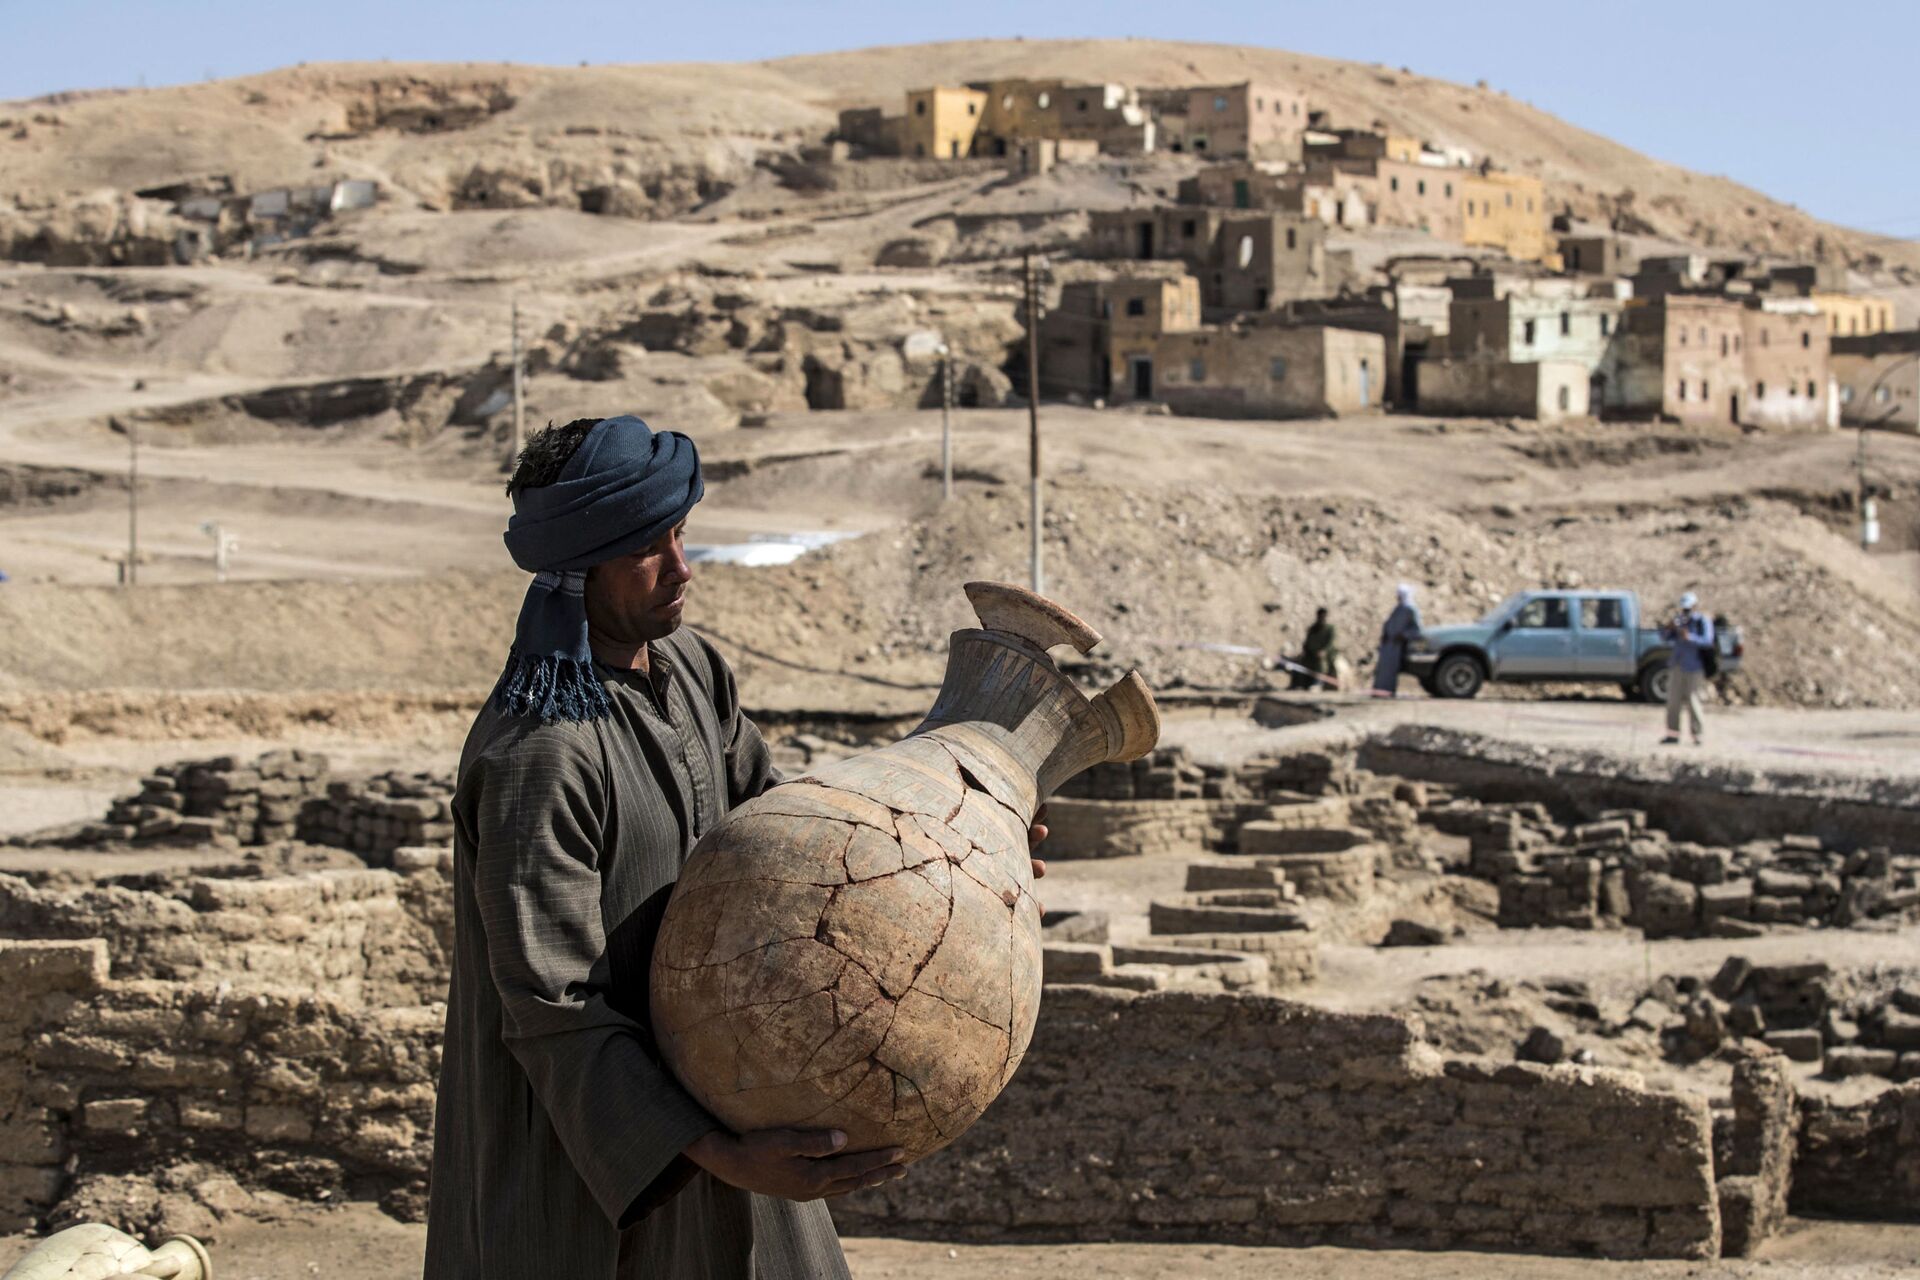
[939,340,954,501]
[1023,252,1044,596]
[124,416,139,587]
[510,297,525,467]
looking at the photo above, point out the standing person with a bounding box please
[1660,590,1715,746]
[425,415,1049,1279]
[1289,607,1340,690]
[1372,584,1424,698]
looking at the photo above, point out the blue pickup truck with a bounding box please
[1402,590,1744,701]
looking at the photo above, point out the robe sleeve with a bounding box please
[467,731,720,1226]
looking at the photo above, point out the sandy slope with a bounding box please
[5,41,1914,269]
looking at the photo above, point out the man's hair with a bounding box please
[505,417,602,497]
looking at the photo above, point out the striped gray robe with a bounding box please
[425,628,849,1278]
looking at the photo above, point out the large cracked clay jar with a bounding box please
[651,581,1159,1160]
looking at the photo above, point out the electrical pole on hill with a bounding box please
[510,297,525,468]
[939,339,954,501]
[123,416,138,587]
[1023,252,1043,596]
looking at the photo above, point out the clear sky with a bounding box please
[3,0,1915,239]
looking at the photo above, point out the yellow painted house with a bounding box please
[1813,293,1897,339]
[902,86,987,159]
[1459,170,1552,264]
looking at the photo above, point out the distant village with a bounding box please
[838,77,1916,433]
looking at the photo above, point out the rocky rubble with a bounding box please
[1423,798,1920,937]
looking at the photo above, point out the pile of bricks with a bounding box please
[1425,801,1920,937]
[1661,958,1920,1082]
[297,770,456,864]
[87,750,331,847]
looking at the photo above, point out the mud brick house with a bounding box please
[1142,82,1308,159]
[1087,206,1333,310]
[1140,322,1386,418]
[1741,299,1834,430]
[1614,295,1749,426]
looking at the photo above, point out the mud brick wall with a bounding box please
[0,865,451,1007]
[1044,798,1236,859]
[297,770,456,864]
[1058,745,1359,804]
[0,938,441,1231]
[1364,724,1920,850]
[1791,1083,1920,1221]
[1713,1058,1797,1256]
[833,986,1722,1260]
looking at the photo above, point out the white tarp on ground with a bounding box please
[686,531,859,567]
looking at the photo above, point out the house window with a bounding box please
[1286,227,1296,250]
[1678,328,1687,347]
[1557,385,1571,411]
[1390,176,1400,192]
[1876,386,1892,404]
[1802,331,1812,348]
[1213,95,1228,112]
[1270,357,1288,379]
[1756,381,1767,398]
[1560,312,1571,336]
[1101,301,1113,318]
[1505,193,1513,207]
[1842,386,1854,403]
[1125,297,1145,317]
[1698,326,1707,344]
[1703,380,1711,400]
[1734,335,1741,352]
[915,101,927,116]
[1078,98,1089,112]
[1788,382,1797,396]
[1256,98,1264,111]
[1445,182,1453,197]
[967,102,976,115]
[1677,380,1687,401]
[1190,358,1207,382]
[1807,380,1816,397]
[1417,179,1426,196]
[1720,334,1728,357]
[1182,219,1197,237]
[1760,329,1769,346]
[1523,319,1536,344]
[1037,92,1051,109]
[1002,94,1013,110]
[1600,314,1611,336]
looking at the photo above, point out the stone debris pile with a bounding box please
[67,751,331,847]
[1512,957,1920,1085]
[1424,799,1920,937]
[297,770,456,864]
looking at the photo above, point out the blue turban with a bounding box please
[493,415,703,722]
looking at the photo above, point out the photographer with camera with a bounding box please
[1659,591,1716,746]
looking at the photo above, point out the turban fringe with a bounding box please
[493,416,704,722]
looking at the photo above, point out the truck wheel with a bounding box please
[1638,664,1670,704]
[1433,653,1485,699]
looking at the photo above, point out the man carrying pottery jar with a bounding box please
[424,415,1046,1279]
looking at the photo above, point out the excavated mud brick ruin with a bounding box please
[2,721,1917,1259]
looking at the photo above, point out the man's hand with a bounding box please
[1028,803,1048,884]
[684,1128,905,1201]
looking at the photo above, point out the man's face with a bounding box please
[584,521,693,645]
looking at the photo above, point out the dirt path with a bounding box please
[4,1213,1914,1279]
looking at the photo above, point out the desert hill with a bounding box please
[2,39,1912,271]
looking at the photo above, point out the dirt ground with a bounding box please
[4,1211,1917,1279]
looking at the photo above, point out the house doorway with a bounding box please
[1129,357,1154,400]
[1136,222,1154,258]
